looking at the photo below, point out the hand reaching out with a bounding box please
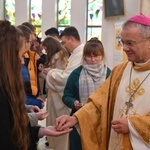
[29,105,49,121]
[37,110,49,120]
[30,105,40,113]
[39,126,73,138]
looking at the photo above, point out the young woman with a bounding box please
[38,36,69,84]
[0,20,71,150]
[42,36,69,71]
[40,36,69,148]
[62,37,111,150]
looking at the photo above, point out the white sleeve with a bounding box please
[128,119,150,150]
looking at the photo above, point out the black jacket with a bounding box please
[0,89,40,150]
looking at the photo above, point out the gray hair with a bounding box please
[122,21,150,38]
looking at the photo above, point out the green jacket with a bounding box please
[62,65,111,115]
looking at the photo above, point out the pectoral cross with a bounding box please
[125,101,133,115]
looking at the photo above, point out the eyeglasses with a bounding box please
[120,37,150,47]
[85,55,101,60]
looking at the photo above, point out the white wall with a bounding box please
[71,0,86,43]
[102,0,140,69]
[0,0,4,20]
[42,0,57,39]
[15,0,29,25]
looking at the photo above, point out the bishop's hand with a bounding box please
[55,115,78,131]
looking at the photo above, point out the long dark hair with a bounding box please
[0,20,29,149]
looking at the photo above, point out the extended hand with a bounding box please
[37,110,49,120]
[39,126,73,137]
[30,105,40,113]
[112,118,129,134]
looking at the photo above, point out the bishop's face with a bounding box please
[121,26,150,63]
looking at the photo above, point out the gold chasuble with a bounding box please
[75,61,150,150]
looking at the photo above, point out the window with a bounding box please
[57,0,71,34]
[87,0,103,41]
[4,0,15,25]
[30,0,42,37]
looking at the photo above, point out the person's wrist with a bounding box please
[72,115,78,125]
[38,126,45,138]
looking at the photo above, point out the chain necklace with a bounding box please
[125,67,150,115]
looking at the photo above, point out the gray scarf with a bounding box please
[79,60,107,103]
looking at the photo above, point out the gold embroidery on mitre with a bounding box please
[125,78,145,101]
